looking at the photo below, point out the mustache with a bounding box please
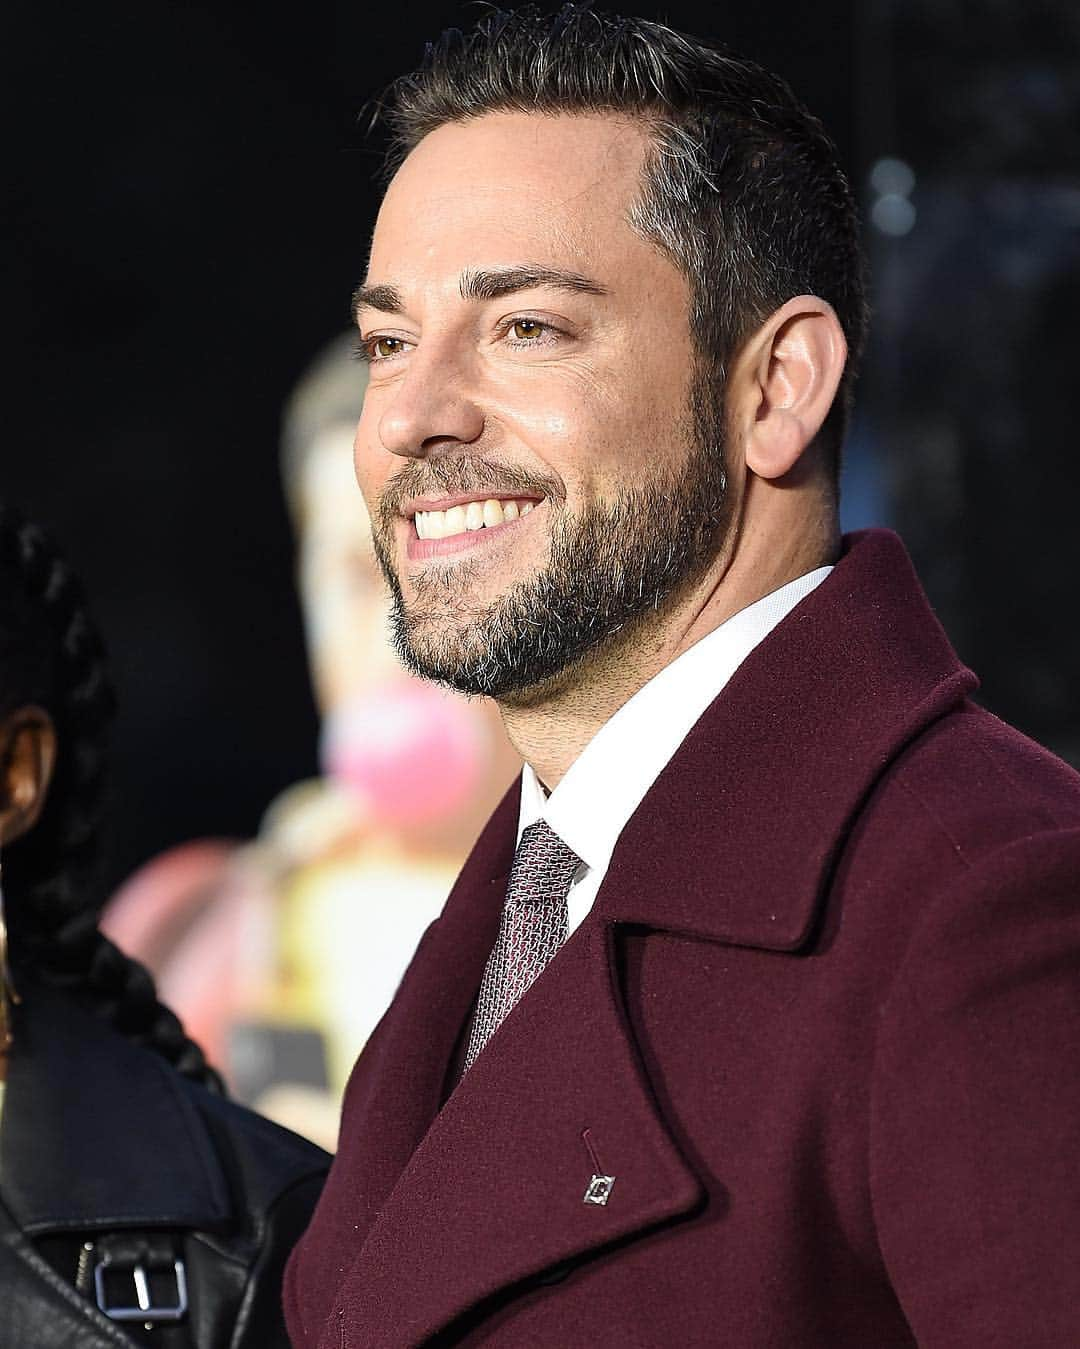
[376,455,566,533]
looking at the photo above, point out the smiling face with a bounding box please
[354,111,731,701]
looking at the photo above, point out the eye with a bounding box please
[503,316,563,351]
[370,336,409,360]
[509,319,546,341]
[356,334,412,364]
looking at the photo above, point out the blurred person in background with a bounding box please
[0,502,328,1347]
[104,337,519,1148]
[285,7,1080,1346]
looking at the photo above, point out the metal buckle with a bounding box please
[93,1253,188,1324]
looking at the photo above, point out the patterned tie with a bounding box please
[463,820,581,1073]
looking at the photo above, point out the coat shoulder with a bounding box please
[864,699,1080,868]
[185,1077,331,1221]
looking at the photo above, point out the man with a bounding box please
[285,8,1080,1345]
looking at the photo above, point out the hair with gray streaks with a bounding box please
[376,3,868,476]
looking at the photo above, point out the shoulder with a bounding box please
[847,700,1080,1041]
[3,982,329,1237]
[852,699,1080,881]
[817,699,1080,1004]
[177,1075,331,1217]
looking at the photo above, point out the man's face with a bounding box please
[354,111,730,700]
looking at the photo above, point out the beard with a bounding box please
[370,369,732,702]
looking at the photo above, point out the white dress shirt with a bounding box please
[516,566,833,935]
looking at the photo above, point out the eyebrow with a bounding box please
[351,264,607,322]
[351,282,405,319]
[460,265,607,302]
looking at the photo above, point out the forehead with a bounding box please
[369,112,655,284]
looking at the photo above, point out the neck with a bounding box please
[500,499,839,789]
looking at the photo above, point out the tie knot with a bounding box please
[511,820,581,901]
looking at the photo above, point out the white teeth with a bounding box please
[414,497,535,540]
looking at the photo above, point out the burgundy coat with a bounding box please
[285,530,1080,1347]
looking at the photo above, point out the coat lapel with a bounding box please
[329,911,703,1348]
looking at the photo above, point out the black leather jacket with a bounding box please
[0,980,330,1347]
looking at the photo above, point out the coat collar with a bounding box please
[594,528,976,949]
[0,979,232,1235]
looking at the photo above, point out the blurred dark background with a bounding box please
[5,0,1078,893]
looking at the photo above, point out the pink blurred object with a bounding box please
[101,839,255,1070]
[321,679,487,828]
[101,840,237,966]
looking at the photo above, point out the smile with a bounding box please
[414,497,537,541]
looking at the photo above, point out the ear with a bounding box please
[0,707,57,849]
[731,296,847,481]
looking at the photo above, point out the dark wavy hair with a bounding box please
[0,502,220,1089]
[377,2,868,475]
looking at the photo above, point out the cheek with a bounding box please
[501,383,628,490]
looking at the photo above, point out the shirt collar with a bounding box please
[517,566,833,871]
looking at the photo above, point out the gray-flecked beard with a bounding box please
[371,376,731,702]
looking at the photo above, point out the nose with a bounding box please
[377,349,484,460]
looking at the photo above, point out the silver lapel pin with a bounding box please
[581,1129,616,1206]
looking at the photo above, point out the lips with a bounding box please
[402,494,544,561]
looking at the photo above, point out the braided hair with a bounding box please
[0,502,222,1090]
